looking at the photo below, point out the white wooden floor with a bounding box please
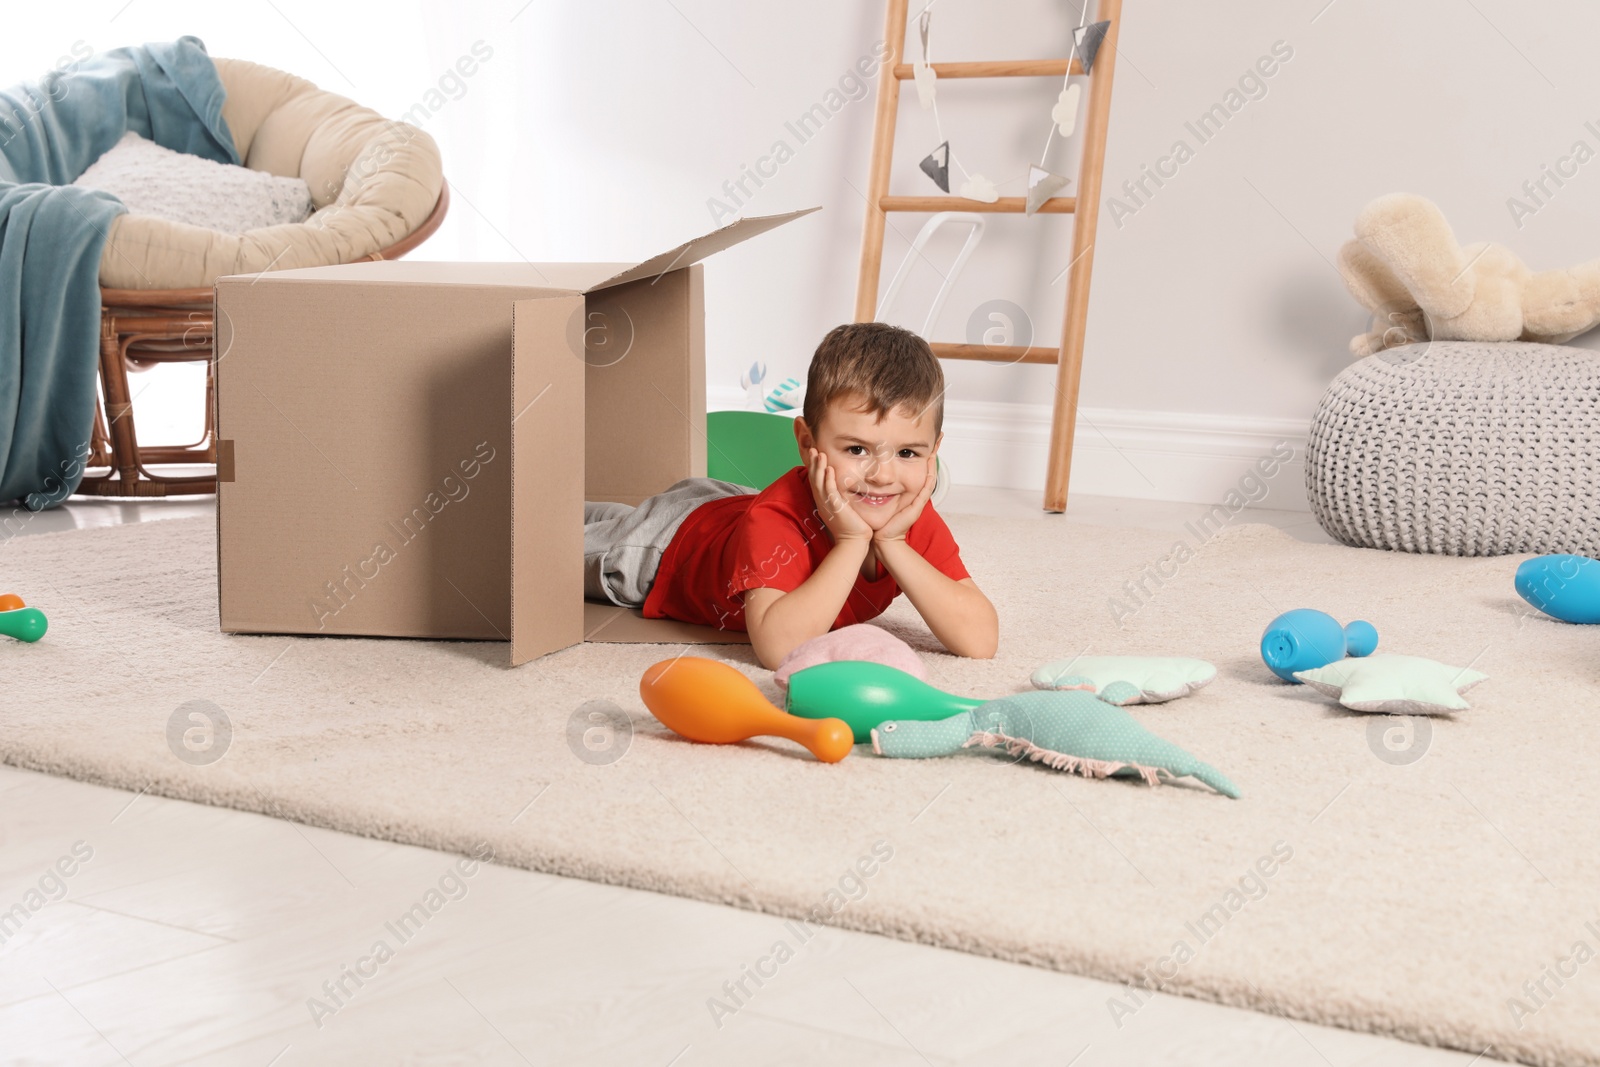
[0,490,1495,1066]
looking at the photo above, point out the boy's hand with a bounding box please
[873,457,937,544]
[805,447,873,544]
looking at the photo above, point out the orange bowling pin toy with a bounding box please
[639,656,854,763]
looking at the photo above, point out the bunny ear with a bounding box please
[1338,239,1413,315]
[1353,195,1476,320]
[1338,236,1438,355]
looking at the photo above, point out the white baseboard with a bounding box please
[707,387,1311,511]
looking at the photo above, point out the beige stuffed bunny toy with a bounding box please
[1337,193,1600,356]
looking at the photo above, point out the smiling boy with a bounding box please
[583,322,998,668]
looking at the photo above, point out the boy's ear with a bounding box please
[793,416,816,453]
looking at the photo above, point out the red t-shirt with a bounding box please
[641,466,970,632]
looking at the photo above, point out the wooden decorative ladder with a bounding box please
[855,0,1121,512]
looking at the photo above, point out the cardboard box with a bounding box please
[215,207,815,665]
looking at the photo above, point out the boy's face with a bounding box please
[795,393,942,532]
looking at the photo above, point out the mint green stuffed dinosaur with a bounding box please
[869,690,1240,798]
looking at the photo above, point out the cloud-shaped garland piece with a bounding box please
[1293,653,1488,715]
[1032,655,1217,705]
[958,173,999,203]
[1050,83,1081,136]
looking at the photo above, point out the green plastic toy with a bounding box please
[785,661,982,743]
[706,410,800,490]
[0,607,48,643]
[871,690,1240,798]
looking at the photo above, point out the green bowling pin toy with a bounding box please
[0,606,47,643]
[785,661,982,743]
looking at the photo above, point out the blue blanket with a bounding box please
[0,36,237,508]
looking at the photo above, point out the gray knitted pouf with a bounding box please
[1307,341,1600,556]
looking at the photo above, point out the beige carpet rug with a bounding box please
[3,514,1596,1066]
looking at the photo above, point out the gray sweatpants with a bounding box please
[584,477,757,607]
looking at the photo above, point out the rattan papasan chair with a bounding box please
[86,56,448,497]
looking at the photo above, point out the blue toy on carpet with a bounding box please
[1259,608,1378,683]
[1515,554,1600,624]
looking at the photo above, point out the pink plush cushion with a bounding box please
[773,623,927,689]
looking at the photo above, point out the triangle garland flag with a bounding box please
[1026,165,1071,214]
[1074,20,1111,75]
[919,141,951,193]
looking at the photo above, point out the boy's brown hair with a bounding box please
[802,322,945,439]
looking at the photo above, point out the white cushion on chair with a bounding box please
[97,57,444,290]
[75,131,312,234]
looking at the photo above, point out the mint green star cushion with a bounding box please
[869,690,1239,798]
[1031,655,1217,705]
[1293,653,1488,715]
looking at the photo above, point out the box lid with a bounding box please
[584,206,820,292]
[228,206,821,293]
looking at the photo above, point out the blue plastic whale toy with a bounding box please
[1515,554,1600,624]
[1260,608,1379,683]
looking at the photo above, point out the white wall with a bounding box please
[10,1,1599,507]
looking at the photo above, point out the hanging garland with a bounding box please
[910,2,1110,215]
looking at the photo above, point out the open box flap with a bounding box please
[225,260,627,293]
[510,295,589,665]
[585,206,820,293]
